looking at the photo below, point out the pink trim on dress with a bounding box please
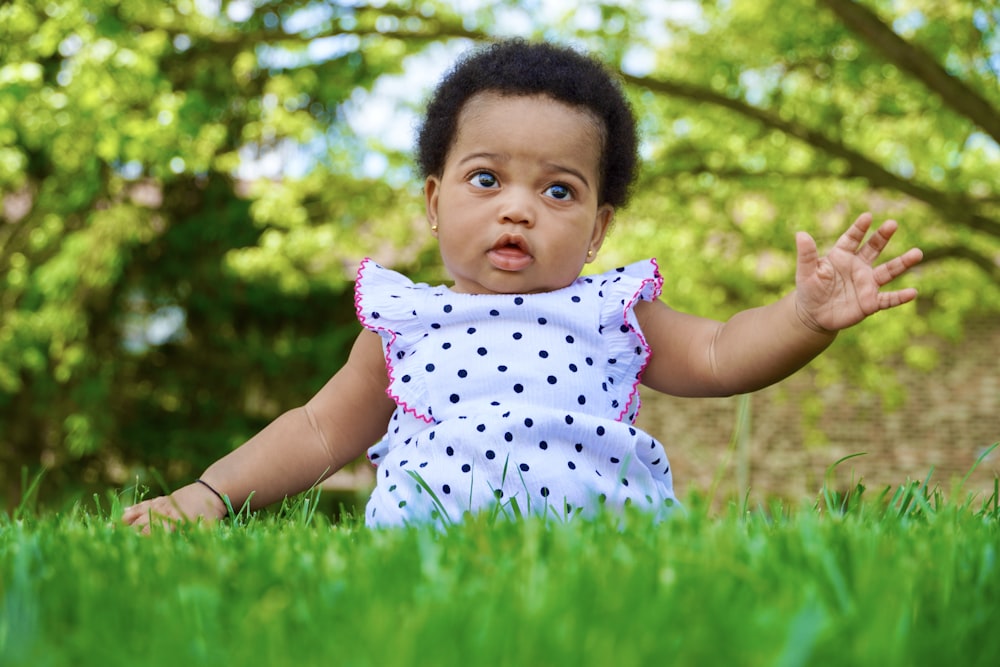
[354,258,436,425]
[615,258,664,422]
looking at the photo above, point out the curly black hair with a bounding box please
[416,39,639,209]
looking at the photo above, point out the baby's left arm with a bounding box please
[637,212,922,398]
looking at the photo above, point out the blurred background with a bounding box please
[1,0,997,515]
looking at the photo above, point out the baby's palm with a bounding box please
[795,213,923,333]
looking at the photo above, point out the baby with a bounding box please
[123,40,922,530]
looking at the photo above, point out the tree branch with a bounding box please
[649,164,842,181]
[817,0,1000,146]
[622,72,1000,239]
[920,245,1000,282]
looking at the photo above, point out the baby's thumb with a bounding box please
[794,231,819,284]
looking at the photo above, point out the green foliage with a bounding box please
[0,0,434,505]
[599,0,1000,396]
[1,0,998,507]
[2,481,1000,666]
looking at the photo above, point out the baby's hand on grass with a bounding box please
[122,482,228,534]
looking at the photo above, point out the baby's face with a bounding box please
[425,92,613,295]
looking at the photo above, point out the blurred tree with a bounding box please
[0,0,996,507]
[604,0,1000,421]
[0,0,467,505]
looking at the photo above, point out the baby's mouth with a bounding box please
[488,235,533,271]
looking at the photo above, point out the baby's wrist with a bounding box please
[194,478,230,517]
[792,296,838,338]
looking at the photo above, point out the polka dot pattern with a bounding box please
[355,258,676,527]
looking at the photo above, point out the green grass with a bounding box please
[2,470,999,667]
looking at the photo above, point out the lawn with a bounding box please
[2,472,999,667]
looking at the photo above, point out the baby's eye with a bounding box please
[544,183,573,200]
[468,171,498,188]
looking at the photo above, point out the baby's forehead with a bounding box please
[455,91,606,141]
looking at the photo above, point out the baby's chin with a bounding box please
[451,278,580,296]
[444,262,586,295]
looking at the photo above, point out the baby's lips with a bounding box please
[488,245,534,271]
[491,232,530,253]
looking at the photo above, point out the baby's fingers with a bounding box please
[878,286,919,311]
[873,247,924,287]
[837,214,907,266]
[856,218,902,265]
[122,496,187,533]
[833,212,874,255]
[121,499,156,525]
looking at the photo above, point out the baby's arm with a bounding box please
[638,212,922,397]
[122,329,394,531]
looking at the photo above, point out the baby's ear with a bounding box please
[425,176,441,235]
[587,204,615,261]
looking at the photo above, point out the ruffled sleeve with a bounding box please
[597,259,664,423]
[354,258,436,424]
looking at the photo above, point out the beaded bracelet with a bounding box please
[195,478,229,509]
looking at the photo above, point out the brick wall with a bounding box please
[635,317,1000,507]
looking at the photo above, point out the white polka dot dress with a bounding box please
[355,258,677,527]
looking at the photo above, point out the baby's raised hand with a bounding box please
[122,482,228,534]
[794,212,923,333]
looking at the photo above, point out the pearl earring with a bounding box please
[587,249,594,258]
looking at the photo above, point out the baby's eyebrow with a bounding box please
[544,162,591,190]
[456,151,508,167]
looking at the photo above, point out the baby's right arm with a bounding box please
[122,329,394,532]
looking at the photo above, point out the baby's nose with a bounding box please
[497,186,536,226]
